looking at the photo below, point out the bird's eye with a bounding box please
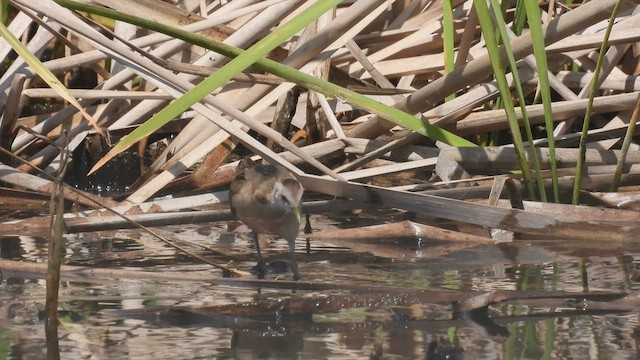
[280,194,290,205]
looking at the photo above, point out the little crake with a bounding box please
[229,158,304,280]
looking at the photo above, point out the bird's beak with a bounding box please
[293,205,301,223]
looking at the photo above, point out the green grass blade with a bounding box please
[611,95,640,191]
[524,0,559,203]
[473,0,535,199]
[489,0,546,202]
[1,0,9,25]
[511,0,527,35]
[443,0,455,102]
[572,0,625,203]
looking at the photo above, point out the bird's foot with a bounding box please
[250,259,301,280]
[250,260,269,279]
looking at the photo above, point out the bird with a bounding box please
[229,157,304,280]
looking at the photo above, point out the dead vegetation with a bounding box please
[2,0,640,327]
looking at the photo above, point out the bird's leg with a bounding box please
[252,231,267,276]
[304,213,312,254]
[287,238,300,281]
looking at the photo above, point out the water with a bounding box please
[1,218,639,359]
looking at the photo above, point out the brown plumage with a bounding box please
[229,158,303,280]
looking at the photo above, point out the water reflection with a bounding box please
[0,236,26,259]
[2,228,640,359]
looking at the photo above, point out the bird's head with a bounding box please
[273,178,303,222]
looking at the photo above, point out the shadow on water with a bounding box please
[2,218,640,359]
